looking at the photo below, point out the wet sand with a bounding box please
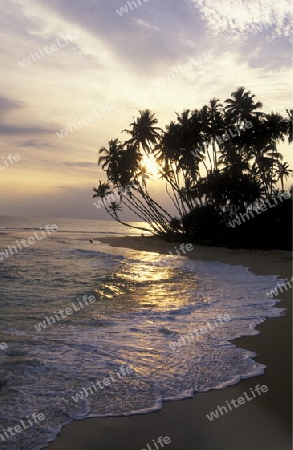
[46,237,292,450]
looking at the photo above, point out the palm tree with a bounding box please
[275,162,293,192]
[225,87,263,126]
[219,143,250,176]
[93,184,150,233]
[249,144,280,195]
[98,139,123,184]
[118,144,142,186]
[286,109,293,143]
[108,201,122,218]
[264,112,287,159]
[122,110,173,228]
[93,181,112,202]
[123,109,162,154]
[204,98,224,171]
[94,91,292,239]
[156,109,206,214]
[137,165,152,189]
[98,139,122,168]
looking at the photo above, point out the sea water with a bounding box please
[0,217,285,449]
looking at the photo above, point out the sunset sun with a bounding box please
[141,154,159,178]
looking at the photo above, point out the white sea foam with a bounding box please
[0,219,285,449]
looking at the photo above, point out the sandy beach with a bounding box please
[47,237,292,450]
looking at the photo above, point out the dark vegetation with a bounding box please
[93,87,292,250]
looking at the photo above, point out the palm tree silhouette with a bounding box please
[93,181,112,202]
[225,87,263,126]
[137,165,152,189]
[108,201,122,217]
[275,162,293,192]
[204,98,224,171]
[98,139,122,169]
[123,109,162,153]
[93,183,150,232]
[98,139,124,184]
[93,87,292,238]
[286,109,293,143]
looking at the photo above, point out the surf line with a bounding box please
[206,384,269,421]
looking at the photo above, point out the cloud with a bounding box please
[15,0,205,71]
[191,0,292,39]
[0,0,292,219]
[0,124,54,135]
[0,96,24,115]
[21,139,55,148]
[245,35,292,70]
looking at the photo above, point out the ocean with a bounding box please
[0,217,285,450]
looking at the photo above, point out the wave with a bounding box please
[0,227,285,450]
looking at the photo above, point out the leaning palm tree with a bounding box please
[121,110,173,229]
[93,185,150,233]
[97,135,172,234]
[93,90,292,239]
[93,181,112,202]
[108,201,122,218]
[137,165,152,190]
[98,139,124,184]
[98,139,122,169]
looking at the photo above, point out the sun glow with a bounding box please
[141,154,159,178]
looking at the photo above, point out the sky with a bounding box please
[0,0,292,220]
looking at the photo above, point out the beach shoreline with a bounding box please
[46,236,292,450]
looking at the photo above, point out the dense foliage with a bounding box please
[93,87,292,249]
